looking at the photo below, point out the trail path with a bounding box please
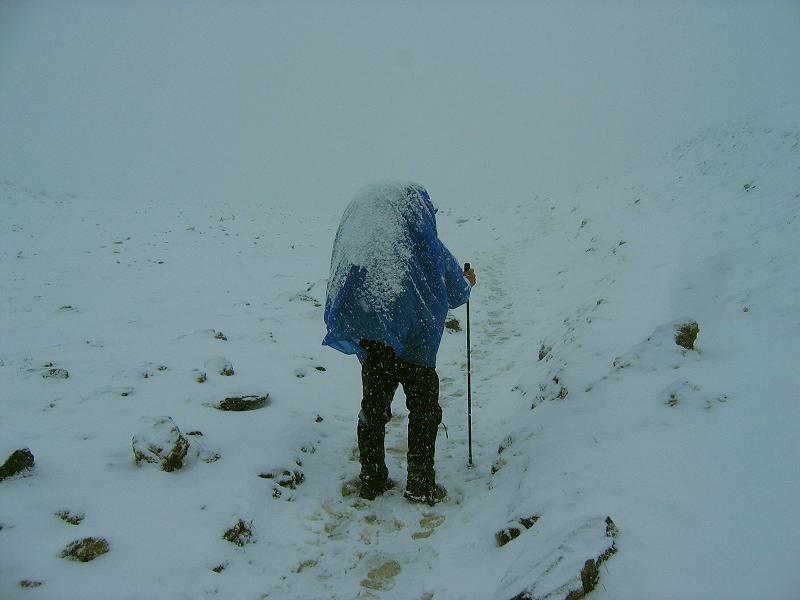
[267,214,536,599]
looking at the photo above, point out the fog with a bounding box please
[2,1,798,211]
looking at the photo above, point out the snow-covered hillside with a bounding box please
[2,107,798,599]
[2,2,799,599]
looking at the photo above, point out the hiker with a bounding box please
[323,182,476,504]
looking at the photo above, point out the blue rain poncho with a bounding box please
[323,182,471,368]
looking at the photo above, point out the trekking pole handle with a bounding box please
[464,262,470,273]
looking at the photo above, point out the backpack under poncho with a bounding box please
[322,182,470,368]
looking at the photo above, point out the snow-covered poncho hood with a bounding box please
[323,182,470,367]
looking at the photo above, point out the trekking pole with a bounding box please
[464,262,473,466]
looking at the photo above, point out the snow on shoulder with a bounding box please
[326,181,435,314]
[322,180,464,366]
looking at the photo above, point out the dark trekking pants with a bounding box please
[357,340,442,487]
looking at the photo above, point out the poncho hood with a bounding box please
[322,182,470,367]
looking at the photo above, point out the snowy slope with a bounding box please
[2,2,800,599]
[473,107,800,600]
[2,106,798,599]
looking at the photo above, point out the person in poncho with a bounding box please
[323,182,476,504]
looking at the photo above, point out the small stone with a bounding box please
[315,366,327,372]
[0,448,35,481]
[59,537,109,562]
[214,330,228,341]
[196,372,207,383]
[496,526,522,547]
[519,515,540,529]
[212,562,227,573]
[495,515,539,547]
[19,580,43,588]
[43,368,69,379]
[315,414,324,423]
[215,395,268,411]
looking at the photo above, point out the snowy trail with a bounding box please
[258,219,533,600]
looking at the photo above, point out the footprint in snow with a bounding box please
[359,556,402,592]
[411,513,446,540]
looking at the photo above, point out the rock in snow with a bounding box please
[215,395,269,411]
[0,448,35,481]
[496,515,541,547]
[132,417,190,472]
[674,320,700,351]
[506,516,617,600]
[42,367,69,379]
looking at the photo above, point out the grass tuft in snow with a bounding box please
[59,537,109,562]
[222,519,254,547]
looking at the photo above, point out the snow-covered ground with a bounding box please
[2,106,798,599]
[2,3,799,599]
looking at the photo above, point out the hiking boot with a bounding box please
[358,477,396,501]
[404,481,447,505]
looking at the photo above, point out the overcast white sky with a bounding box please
[1,1,798,211]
